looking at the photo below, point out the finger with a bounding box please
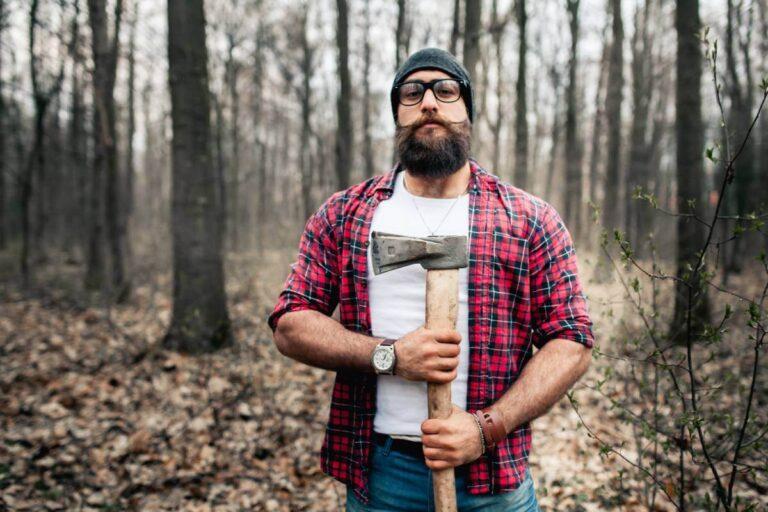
[421,419,441,435]
[425,457,455,470]
[434,329,462,344]
[427,369,457,383]
[423,446,451,460]
[436,343,460,357]
[421,433,449,448]
[434,357,459,371]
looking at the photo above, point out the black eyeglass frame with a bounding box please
[393,78,469,107]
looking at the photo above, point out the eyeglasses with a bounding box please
[395,79,465,106]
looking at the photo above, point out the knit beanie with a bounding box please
[390,47,475,123]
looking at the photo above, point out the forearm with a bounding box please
[273,309,381,373]
[491,338,592,433]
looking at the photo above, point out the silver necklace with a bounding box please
[403,173,468,236]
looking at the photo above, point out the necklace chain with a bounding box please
[403,173,467,236]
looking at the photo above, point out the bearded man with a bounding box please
[268,48,594,511]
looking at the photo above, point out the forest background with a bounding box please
[0,0,767,510]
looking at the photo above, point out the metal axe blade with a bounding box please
[370,231,468,275]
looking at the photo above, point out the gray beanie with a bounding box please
[390,47,474,123]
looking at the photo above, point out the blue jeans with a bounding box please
[346,435,541,511]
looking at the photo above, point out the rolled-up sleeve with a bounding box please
[267,196,341,332]
[529,203,594,349]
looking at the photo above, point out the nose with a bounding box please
[420,88,439,113]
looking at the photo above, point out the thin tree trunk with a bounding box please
[24,0,64,284]
[362,0,374,179]
[225,33,241,251]
[86,0,126,299]
[463,0,481,83]
[626,0,655,257]
[450,0,462,56]
[545,66,562,202]
[336,0,352,190]
[396,0,409,69]
[672,0,709,343]
[589,17,610,214]
[164,0,232,352]
[0,0,6,250]
[602,0,624,235]
[563,0,582,239]
[514,0,528,189]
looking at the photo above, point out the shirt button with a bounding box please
[364,240,370,247]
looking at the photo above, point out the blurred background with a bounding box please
[0,0,766,510]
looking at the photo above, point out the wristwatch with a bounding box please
[371,338,398,375]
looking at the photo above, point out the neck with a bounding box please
[402,160,471,198]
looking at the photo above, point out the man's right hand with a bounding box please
[393,326,461,383]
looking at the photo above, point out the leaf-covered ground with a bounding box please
[0,249,765,511]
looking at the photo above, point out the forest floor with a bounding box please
[0,247,766,511]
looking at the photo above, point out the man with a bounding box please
[268,48,594,511]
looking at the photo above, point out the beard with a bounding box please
[395,114,472,179]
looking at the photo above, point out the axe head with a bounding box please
[370,231,468,275]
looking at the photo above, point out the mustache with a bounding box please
[401,115,464,130]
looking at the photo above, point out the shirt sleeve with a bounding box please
[528,202,594,349]
[267,196,341,333]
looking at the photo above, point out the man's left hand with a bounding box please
[420,404,484,470]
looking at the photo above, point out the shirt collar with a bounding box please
[368,158,488,199]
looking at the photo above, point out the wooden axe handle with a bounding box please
[426,268,459,512]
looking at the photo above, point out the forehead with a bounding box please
[402,69,453,83]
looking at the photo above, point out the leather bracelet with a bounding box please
[471,412,486,455]
[474,407,507,449]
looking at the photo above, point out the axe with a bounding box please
[371,231,469,512]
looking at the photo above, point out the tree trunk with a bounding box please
[563,0,582,239]
[588,17,610,215]
[87,0,127,300]
[299,7,314,221]
[24,0,64,284]
[335,0,352,190]
[672,0,709,342]
[395,0,409,69]
[0,0,5,250]
[602,0,623,237]
[362,0,375,179]
[545,66,562,202]
[225,33,241,251]
[514,0,528,189]
[463,0,481,83]
[626,0,654,257]
[450,0,462,56]
[164,0,232,352]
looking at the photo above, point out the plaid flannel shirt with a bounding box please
[267,160,594,503]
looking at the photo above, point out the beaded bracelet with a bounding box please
[471,412,486,455]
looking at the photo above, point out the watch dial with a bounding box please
[374,349,393,370]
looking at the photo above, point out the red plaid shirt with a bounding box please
[268,160,594,503]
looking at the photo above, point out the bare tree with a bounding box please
[86,0,127,300]
[721,0,757,276]
[450,0,462,56]
[563,0,582,239]
[672,0,709,341]
[602,0,624,235]
[395,0,411,70]
[22,0,66,284]
[336,0,352,190]
[0,0,6,250]
[362,0,375,179]
[514,0,528,189]
[164,0,232,352]
[625,0,655,256]
[463,0,481,86]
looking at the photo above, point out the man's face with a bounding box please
[395,69,472,179]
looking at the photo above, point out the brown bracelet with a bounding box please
[473,407,507,449]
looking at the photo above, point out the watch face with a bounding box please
[373,347,394,371]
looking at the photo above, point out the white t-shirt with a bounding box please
[367,170,470,436]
